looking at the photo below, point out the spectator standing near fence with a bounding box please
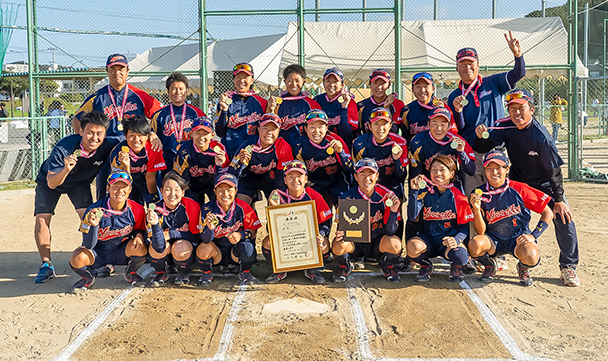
[0,103,9,118]
[550,94,567,143]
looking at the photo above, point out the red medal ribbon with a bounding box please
[276,188,307,204]
[226,89,256,97]
[459,75,481,107]
[128,146,148,161]
[103,199,129,216]
[280,91,309,101]
[417,98,435,110]
[419,175,454,194]
[78,141,97,158]
[169,103,188,142]
[479,179,510,203]
[107,84,130,121]
[214,199,235,223]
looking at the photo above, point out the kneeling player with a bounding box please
[332,158,402,283]
[147,171,202,286]
[406,155,473,282]
[196,173,262,286]
[262,160,333,284]
[69,172,147,293]
[468,150,552,286]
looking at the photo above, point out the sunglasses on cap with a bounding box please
[354,158,379,172]
[370,108,391,119]
[107,172,132,183]
[412,72,434,83]
[505,91,533,103]
[233,63,253,73]
[370,69,391,79]
[284,160,307,172]
[323,67,344,80]
[305,110,328,122]
[456,48,478,60]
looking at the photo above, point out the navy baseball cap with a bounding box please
[370,69,391,83]
[483,150,510,167]
[355,158,379,173]
[323,67,344,81]
[233,62,253,77]
[106,53,128,68]
[107,171,132,186]
[506,89,534,106]
[412,72,434,85]
[284,160,308,175]
[259,113,282,127]
[215,173,238,188]
[456,47,479,63]
[191,116,214,133]
[369,107,392,123]
[305,109,329,124]
[428,107,451,122]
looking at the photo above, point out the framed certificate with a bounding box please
[338,199,371,243]
[266,200,324,273]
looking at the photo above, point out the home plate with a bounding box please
[262,296,330,314]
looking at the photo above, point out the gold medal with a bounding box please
[460,99,469,106]
[475,189,483,196]
[450,140,459,149]
[270,192,280,203]
[121,146,129,153]
[385,198,393,207]
[73,149,81,157]
[148,203,156,211]
[94,209,104,218]
[275,97,283,104]
[419,180,427,189]
[326,147,335,155]
[245,145,253,154]
[117,123,124,131]
[391,144,401,155]
[337,95,345,103]
[349,205,358,214]
[432,98,441,106]
[481,131,490,139]
[225,98,232,105]
[213,145,222,153]
[210,214,219,227]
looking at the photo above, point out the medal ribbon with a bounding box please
[357,187,384,204]
[370,93,398,106]
[325,91,355,103]
[419,175,454,194]
[417,98,435,110]
[226,89,256,97]
[276,188,306,204]
[193,142,214,155]
[459,75,481,107]
[169,103,188,142]
[479,179,510,203]
[77,141,97,158]
[429,133,453,146]
[103,199,129,216]
[252,139,275,154]
[280,91,309,101]
[128,146,148,161]
[308,138,331,151]
[214,199,235,223]
[372,137,395,148]
[107,84,130,121]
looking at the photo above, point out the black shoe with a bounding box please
[382,267,401,283]
[92,264,115,278]
[416,264,433,282]
[72,276,95,294]
[517,262,533,286]
[462,259,477,275]
[175,271,190,286]
[480,258,498,283]
[198,271,213,286]
[238,270,258,285]
[449,265,464,282]
[265,272,287,284]
[150,272,168,287]
[305,268,326,284]
[333,263,352,283]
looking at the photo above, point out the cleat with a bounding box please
[124,272,145,286]
[238,270,258,285]
[72,277,95,294]
[198,271,213,286]
[352,257,365,270]
[265,272,287,284]
[480,258,498,283]
[92,264,115,278]
[517,262,533,287]
[382,267,401,283]
[174,271,190,286]
[150,272,168,287]
[462,259,477,275]
[34,262,55,284]
[332,263,352,283]
[416,263,433,282]
[449,265,464,282]
[304,269,326,284]
[560,267,580,287]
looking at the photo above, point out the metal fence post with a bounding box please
[199,0,208,110]
[394,0,402,97]
[570,0,579,180]
[298,0,305,67]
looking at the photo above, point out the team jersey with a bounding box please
[357,96,404,134]
[408,130,475,179]
[201,198,262,248]
[293,132,354,191]
[80,197,146,251]
[473,179,551,244]
[352,132,409,197]
[148,197,202,245]
[215,93,268,157]
[447,73,513,148]
[173,139,230,197]
[276,92,322,143]
[150,103,206,170]
[339,185,401,240]
[407,185,473,243]
[400,99,458,143]
[273,186,333,237]
[36,134,119,192]
[314,93,359,146]
[75,84,162,140]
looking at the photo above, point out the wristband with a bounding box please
[530,220,549,240]
[454,232,467,245]
[239,230,252,241]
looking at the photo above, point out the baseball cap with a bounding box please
[305,109,328,124]
[106,53,128,68]
[191,116,214,133]
[107,171,132,186]
[215,173,238,188]
[428,107,451,122]
[259,113,282,127]
[456,47,479,63]
[233,62,253,77]
[323,67,344,81]
[505,89,534,106]
[284,160,307,175]
[412,72,434,85]
[482,150,510,168]
[370,68,391,83]
[369,107,392,123]
[354,158,379,173]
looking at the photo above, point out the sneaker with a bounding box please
[174,271,190,286]
[238,270,258,285]
[304,269,326,284]
[480,258,498,283]
[382,267,401,283]
[72,277,95,294]
[352,257,365,270]
[92,264,115,278]
[34,262,55,284]
[198,271,213,286]
[517,262,533,286]
[150,272,168,287]
[449,265,464,282]
[462,259,477,275]
[265,272,287,284]
[416,264,433,282]
[332,263,352,283]
[124,272,145,286]
[560,267,581,287]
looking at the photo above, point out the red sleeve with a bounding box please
[131,86,163,119]
[452,188,474,225]
[510,180,552,214]
[378,185,402,222]
[145,142,167,172]
[237,198,262,230]
[326,132,351,155]
[390,133,409,166]
[391,99,405,125]
[453,133,476,162]
[129,200,147,231]
[307,188,332,223]
[188,104,207,117]
[274,138,294,170]
[210,140,230,167]
[305,98,322,110]
[253,95,268,112]
[347,100,359,129]
[182,197,202,234]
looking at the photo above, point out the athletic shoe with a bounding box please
[416,264,433,282]
[332,263,352,283]
[352,257,365,270]
[304,269,326,284]
[124,272,145,286]
[34,262,55,284]
[265,272,287,284]
[198,271,213,286]
[174,271,190,286]
[92,264,115,278]
[449,265,464,282]
[238,270,258,285]
[382,267,401,283]
[480,258,498,283]
[150,272,168,288]
[72,277,95,294]
[517,262,533,287]
[560,267,581,287]
[462,259,477,275]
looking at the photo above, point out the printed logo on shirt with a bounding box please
[103,103,139,119]
[228,112,262,129]
[190,164,215,177]
[486,204,522,224]
[479,90,492,98]
[281,113,306,130]
[214,221,242,238]
[327,115,340,126]
[528,151,539,156]
[250,160,277,174]
[423,208,456,221]
[162,118,194,140]
[410,123,429,135]
[98,224,134,241]
[306,156,337,172]
[94,161,104,166]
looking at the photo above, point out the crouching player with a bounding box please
[69,172,147,293]
[468,150,552,286]
[333,158,402,283]
[262,160,333,284]
[196,173,262,286]
[146,171,202,287]
[406,155,474,282]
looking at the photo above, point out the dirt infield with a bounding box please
[1,182,607,361]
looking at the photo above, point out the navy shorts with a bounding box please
[238,175,274,199]
[351,235,383,260]
[91,241,130,268]
[34,181,93,215]
[417,234,449,259]
[485,234,518,257]
[216,243,239,266]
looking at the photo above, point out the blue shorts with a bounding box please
[417,234,449,259]
[34,181,93,215]
[237,175,274,199]
[91,241,130,268]
[485,234,518,257]
[351,235,383,260]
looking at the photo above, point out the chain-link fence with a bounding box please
[576,76,608,181]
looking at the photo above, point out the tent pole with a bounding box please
[199,0,208,110]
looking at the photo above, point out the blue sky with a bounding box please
[2,0,567,68]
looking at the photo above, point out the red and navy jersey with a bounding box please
[201,198,262,248]
[357,97,404,134]
[293,132,354,191]
[227,137,293,186]
[109,140,166,195]
[352,132,409,198]
[314,93,358,146]
[215,94,268,157]
[276,93,321,143]
[81,198,146,250]
[173,139,229,196]
[408,130,475,179]
[400,99,458,143]
[150,103,206,168]
[474,179,551,244]
[408,186,473,243]
[35,134,119,192]
[149,197,202,243]
[273,186,333,237]
[75,84,162,140]
[339,185,401,240]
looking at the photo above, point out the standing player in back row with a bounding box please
[357,69,404,136]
